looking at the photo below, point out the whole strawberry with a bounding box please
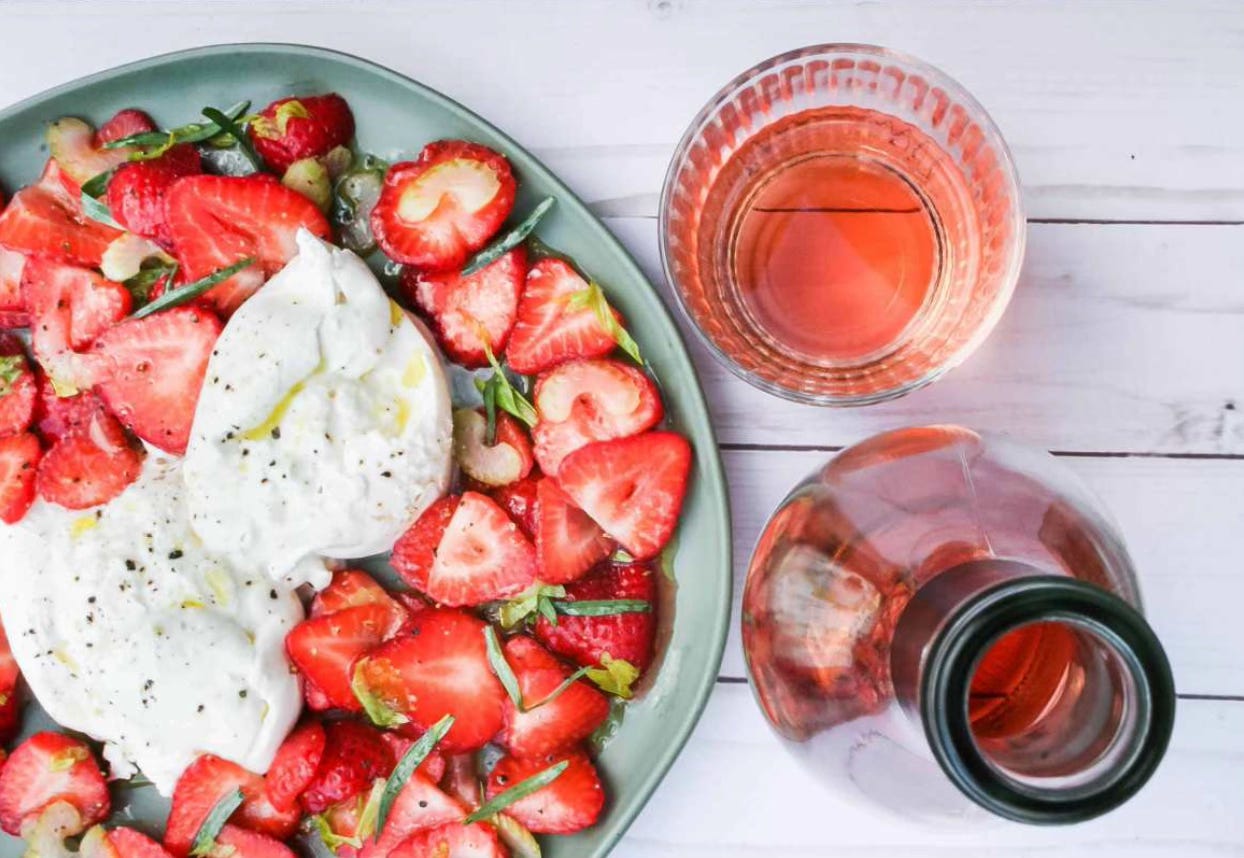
[248,94,355,174]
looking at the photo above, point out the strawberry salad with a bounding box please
[0,90,692,858]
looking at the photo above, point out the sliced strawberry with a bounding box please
[0,620,24,744]
[210,825,297,858]
[91,305,222,454]
[286,603,403,712]
[484,749,604,835]
[310,568,406,622]
[354,609,505,752]
[0,162,121,268]
[532,358,663,476]
[531,477,611,584]
[535,560,657,672]
[249,94,356,175]
[95,109,157,146]
[263,719,326,812]
[107,827,175,858]
[47,115,146,186]
[164,755,301,857]
[505,258,619,375]
[23,258,130,389]
[488,473,539,540]
[439,754,482,811]
[404,247,525,367]
[371,141,516,272]
[0,732,110,837]
[390,491,535,607]
[500,636,609,760]
[0,247,26,328]
[388,823,505,858]
[378,733,447,783]
[164,174,332,316]
[300,720,393,814]
[0,335,37,436]
[557,432,690,560]
[106,144,201,248]
[452,408,534,488]
[360,775,466,858]
[35,410,143,511]
[0,432,40,525]
[32,372,105,445]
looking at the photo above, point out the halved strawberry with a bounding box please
[248,94,356,175]
[534,560,657,672]
[0,335,37,437]
[106,827,176,858]
[452,409,534,488]
[0,732,110,837]
[164,174,332,316]
[300,720,393,814]
[47,114,148,186]
[505,258,619,375]
[95,109,157,146]
[488,473,539,540]
[360,775,467,858]
[404,247,525,367]
[36,410,143,510]
[310,568,406,622]
[378,733,446,783]
[371,141,516,272]
[500,636,609,760]
[0,432,40,524]
[264,719,326,813]
[106,144,201,248]
[484,749,604,835]
[388,823,505,858]
[286,603,403,712]
[534,477,614,585]
[0,247,26,328]
[0,620,24,743]
[557,431,690,560]
[531,358,663,476]
[354,609,505,752]
[23,259,130,389]
[210,825,297,858]
[33,372,105,445]
[164,754,301,857]
[0,161,121,268]
[91,305,222,454]
[390,491,536,607]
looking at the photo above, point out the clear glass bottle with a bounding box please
[742,426,1175,823]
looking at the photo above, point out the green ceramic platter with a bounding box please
[0,44,731,858]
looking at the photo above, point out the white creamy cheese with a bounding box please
[183,231,453,586]
[0,456,305,795]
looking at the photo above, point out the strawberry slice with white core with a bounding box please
[92,305,223,455]
[23,258,130,390]
[534,477,615,584]
[500,635,609,759]
[556,431,691,560]
[371,141,516,272]
[0,161,121,268]
[532,358,664,475]
[391,491,536,607]
[0,732,110,837]
[387,823,506,858]
[164,174,332,316]
[285,602,404,712]
[358,774,466,858]
[0,247,27,328]
[35,408,144,511]
[484,749,604,835]
[0,432,41,525]
[505,258,620,375]
[452,408,534,487]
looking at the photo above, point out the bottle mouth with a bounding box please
[920,576,1175,824]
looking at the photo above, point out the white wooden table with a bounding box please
[2,1,1241,855]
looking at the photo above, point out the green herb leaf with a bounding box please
[481,342,537,428]
[105,101,251,159]
[189,787,243,857]
[565,280,642,364]
[611,548,636,563]
[124,259,179,307]
[483,625,524,710]
[553,599,651,617]
[0,355,23,397]
[201,107,264,171]
[585,654,640,699]
[481,373,499,446]
[351,662,409,728]
[461,196,555,277]
[80,193,124,230]
[524,665,591,711]
[463,760,569,825]
[309,812,363,852]
[498,583,566,630]
[80,168,114,199]
[376,714,454,838]
[131,258,254,320]
[658,533,678,582]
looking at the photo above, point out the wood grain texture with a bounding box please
[1,0,1243,222]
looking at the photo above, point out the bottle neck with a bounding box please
[891,559,1175,824]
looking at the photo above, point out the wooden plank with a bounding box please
[605,217,1244,455]
[717,448,1244,696]
[1,0,1243,221]
[616,684,1244,856]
